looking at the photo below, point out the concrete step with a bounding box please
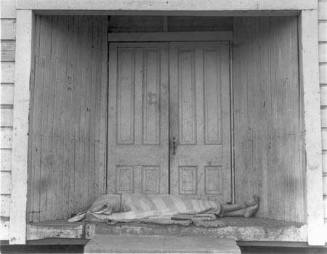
[84,234,240,254]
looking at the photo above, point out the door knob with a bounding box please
[172,137,177,155]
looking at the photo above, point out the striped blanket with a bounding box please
[68,193,222,224]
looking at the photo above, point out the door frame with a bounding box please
[107,35,234,203]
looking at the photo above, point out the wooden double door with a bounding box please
[108,42,231,202]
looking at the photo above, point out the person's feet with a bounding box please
[244,195,260,218]
[244,195,259,207]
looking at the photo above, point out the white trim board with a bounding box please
[30,10,301,16]
[16,0,316,11]
[10,10,34,244]
[300,9,325,246]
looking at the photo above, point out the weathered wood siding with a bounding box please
[319,0,327,228]
[0,0,16,240]
[233,16,305,222]
[27,16,108,222]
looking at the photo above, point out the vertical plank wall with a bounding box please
[0,0,16,240]
[27,16,108,222]
[233,17,305,222]
[319,0,327,226]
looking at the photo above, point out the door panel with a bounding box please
[108,43,169,194]
[169,42,231,202]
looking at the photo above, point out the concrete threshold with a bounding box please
[84,234,241,254]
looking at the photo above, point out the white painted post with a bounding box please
[9,10,34,244]
[300,9,325,245]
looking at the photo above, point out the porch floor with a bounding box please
[27,217,307,242]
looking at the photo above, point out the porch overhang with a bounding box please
[16,0,317,12]
[10,0,324,246]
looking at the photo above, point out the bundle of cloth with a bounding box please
[68,193,259,226]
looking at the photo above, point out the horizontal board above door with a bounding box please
[108,31,232,42]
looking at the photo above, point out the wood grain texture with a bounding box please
[1,108,13,127]
[167,16,233,31]
[0,171,11,194]
[0,149,12,172]
[319,0,327,20]
[322,151,327,173]
[321,86,327,106]
[108,31,232,42]
[320,73,326,209]
[28,16,108,223]
[1,0,16,18]
[0,84,14,104]
[1,19,16,40]
[16,0,317,11]
[1,194,10,217]
[319,22,327,42]
[0,129,13,149]
[321,108,327,127]
[84,235,241,254]
[322,129,327,150]
[0,217,9,240]
[233,17,304,222]
[10,10,33,244]
[300,10,325,245]
[320,64,327,84]
[109,16,164,32]
[1,41,16,62]
[169,42,231,202]
[320,43,327,63]
[26,222,84,240]
[107,43,169,195]
[1,62,15,83]
[0,9,322,242]
[109,16,233,33]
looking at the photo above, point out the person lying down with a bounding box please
[68,193,259,225]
